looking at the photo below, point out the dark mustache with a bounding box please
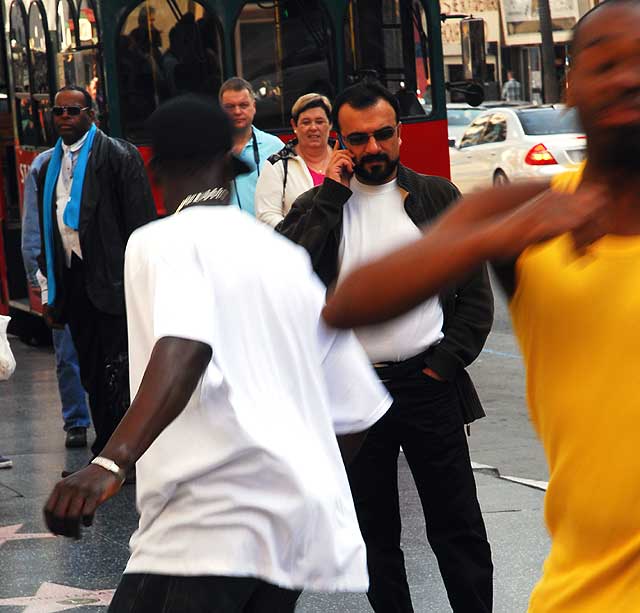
[359,153,390,164]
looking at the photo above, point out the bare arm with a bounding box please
[323,183,609,329]
[44,336,211,538]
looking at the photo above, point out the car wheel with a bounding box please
[493,170,509,186]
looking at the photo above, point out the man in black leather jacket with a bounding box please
[277,82,493,613]
[37,86,156,459]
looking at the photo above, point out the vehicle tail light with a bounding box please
[525,143,558,165]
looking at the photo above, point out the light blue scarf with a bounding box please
[42,124,97,306]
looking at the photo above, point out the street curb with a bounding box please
[471,461,548,492]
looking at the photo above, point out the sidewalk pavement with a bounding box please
[1,339,549,613]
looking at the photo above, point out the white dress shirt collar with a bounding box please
[61,128,91,156]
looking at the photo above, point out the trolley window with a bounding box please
[118,1,224,141]
[234,1,335,131]
[78,0,99,47]
[10,1,37,147]
[56,0,77,52]
[345,0,433,119]
[9,2,30,94]
[28,1,54,145]
[55,0,105,125]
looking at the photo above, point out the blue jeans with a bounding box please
[52,326,91,431]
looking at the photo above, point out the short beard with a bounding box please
[597,125,640,174]
[354,154,399,183]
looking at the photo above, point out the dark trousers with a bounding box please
[108,574,301,613]
[348,368,493,613]
[63,256,130,456]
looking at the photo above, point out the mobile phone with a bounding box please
[337,134,347,150]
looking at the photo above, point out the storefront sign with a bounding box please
[499,0,580,45]
[441,0,500,57]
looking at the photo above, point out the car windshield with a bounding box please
[516,108,583,135]
[447,108,485,126]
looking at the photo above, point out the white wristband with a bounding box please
[91,456,126,482]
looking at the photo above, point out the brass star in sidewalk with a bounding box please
[0,582,115,611]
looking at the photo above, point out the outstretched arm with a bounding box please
[44,336,211,538]
[323,182,609,329]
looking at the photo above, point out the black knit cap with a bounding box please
[147,94,251,176]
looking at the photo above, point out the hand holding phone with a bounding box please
[325,138,354,188]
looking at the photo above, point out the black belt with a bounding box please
[373,348,430,381]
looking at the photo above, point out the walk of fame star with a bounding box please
[0,524,56,548]
[0,582,115,611]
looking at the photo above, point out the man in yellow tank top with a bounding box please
[323,1,640,611]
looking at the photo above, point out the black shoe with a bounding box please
[65,427,87,449]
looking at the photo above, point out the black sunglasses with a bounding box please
[343,125,397,147]
[52,106,90,117]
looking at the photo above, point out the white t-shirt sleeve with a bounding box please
[126,233,217,351]
[319,321,392,435]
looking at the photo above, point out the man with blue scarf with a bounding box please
[37,85,156,460]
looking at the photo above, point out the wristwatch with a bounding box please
[91,456,126,483]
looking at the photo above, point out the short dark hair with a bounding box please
[332,81,400,133]
[55,85,92,109]
[147,94,250,183]
[218,77,255,102]
[570,0,637,57]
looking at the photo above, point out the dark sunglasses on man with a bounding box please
[343,125,398,147]
[52,106,90,117]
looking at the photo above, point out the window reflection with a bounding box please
[10,2,37,147]
[29,3,49,94]
[118,1,223,141]
[10,3,29,94]
[78,0,99,47]
[54,0,105,128]
[235,1,334,130]
[56,0,76,53]
[459,117,489,148]
[345,0,432,118]
[29,2,54,146]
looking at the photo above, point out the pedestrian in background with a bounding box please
[219,77,283,216]
[37,85,156,462]
[256,93,333,227]
[278,81,493,613]
[21,148,91,449]
[501,70,523,102]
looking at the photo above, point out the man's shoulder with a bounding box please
[95,130,141,159]
[33,148,54,168]
[31,148,55,179]
[399,166,459,198]
[254,127,284,151]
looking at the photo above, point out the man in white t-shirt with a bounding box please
[43,95,391,612]
[278,81,494,613]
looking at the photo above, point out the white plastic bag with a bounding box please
[0,315,16,381]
